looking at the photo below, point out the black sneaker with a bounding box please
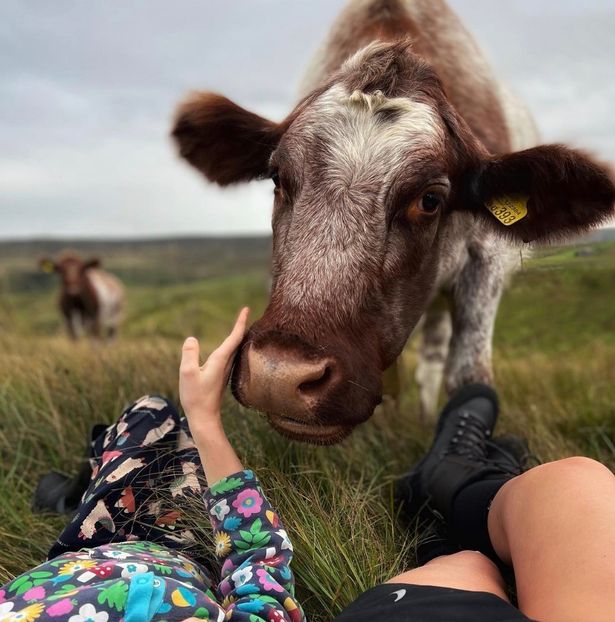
[32,423,104,515]
[397,383,505,522]
[32,468,90,515]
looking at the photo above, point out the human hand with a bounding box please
[179,307,249,440]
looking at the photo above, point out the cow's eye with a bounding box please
[405,185,448,223]
[419,191,444,213]
[270,170,280,189]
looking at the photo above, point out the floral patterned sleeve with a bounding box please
[205,469,305,622]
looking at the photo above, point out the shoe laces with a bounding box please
[446,409,491,460]
[485,439,541,475]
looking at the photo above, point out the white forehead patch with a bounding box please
[304,84,445,192]
[275,85,446,319]
[347,88,414,115]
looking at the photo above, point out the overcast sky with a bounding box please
[1,0,614,239]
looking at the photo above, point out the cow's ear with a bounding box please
[39,258,57,273]
[171,92,284,187]
[83,257,101,270]
[457,145,615,242]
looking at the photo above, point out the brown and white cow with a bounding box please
[40,252,124,340]
[172,0,615,443]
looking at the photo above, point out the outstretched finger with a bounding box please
[180,336,201,373]
[216,307,250,358]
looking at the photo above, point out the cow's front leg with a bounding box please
[415,294,452,422]
[66,311,82,340]
[445,245,508,393]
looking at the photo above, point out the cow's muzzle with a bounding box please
[231,329,382,444]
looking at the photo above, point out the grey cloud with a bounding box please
[1,0,614,238]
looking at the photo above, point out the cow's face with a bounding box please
[40,254,100,296]
[234,85,454,442]
[173,41,615,443]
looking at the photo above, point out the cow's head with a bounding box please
[40,253,100,296]
[172,41,615,443]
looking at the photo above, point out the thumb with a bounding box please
[180,336,200,372]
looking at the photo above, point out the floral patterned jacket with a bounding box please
[0,470,305,622]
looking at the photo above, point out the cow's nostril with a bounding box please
[298,364,333,395]
[242,342,342,421]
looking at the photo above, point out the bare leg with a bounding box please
[386,550,509,602]
[415,298,452,422]
[488,457,615,622]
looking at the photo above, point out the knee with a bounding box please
[124,395,179,421]
[505,457,614,508]
[431,550,501,580]
[388,551,507,599]
[556,456,611,474]
[129,394,175,410]
[532,456,613,485]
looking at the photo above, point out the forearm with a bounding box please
[204,470,305,621]
[192,419,244,486]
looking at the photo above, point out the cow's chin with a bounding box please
[231,376,381,444]
[266,415,355,445]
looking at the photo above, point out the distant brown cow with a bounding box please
[40,253,124,340]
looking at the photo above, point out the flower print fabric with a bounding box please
[210,499,231,521]
[47,396,205,564]
[214,531,232,557]
[205,470,304,621]
[1,396,304,622]
[68,603,108,622]
[0,471,304,622]
[231,488,263,518]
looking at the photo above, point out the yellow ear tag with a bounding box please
[486,195,528,226]
[41,260,55,273]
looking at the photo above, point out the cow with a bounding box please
[172,0,615,443]
[39,252,124,340]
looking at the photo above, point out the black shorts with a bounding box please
[333,583,533,622]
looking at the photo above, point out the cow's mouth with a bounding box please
[267,414,354,445]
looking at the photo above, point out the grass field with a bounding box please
[0,237,614,620]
